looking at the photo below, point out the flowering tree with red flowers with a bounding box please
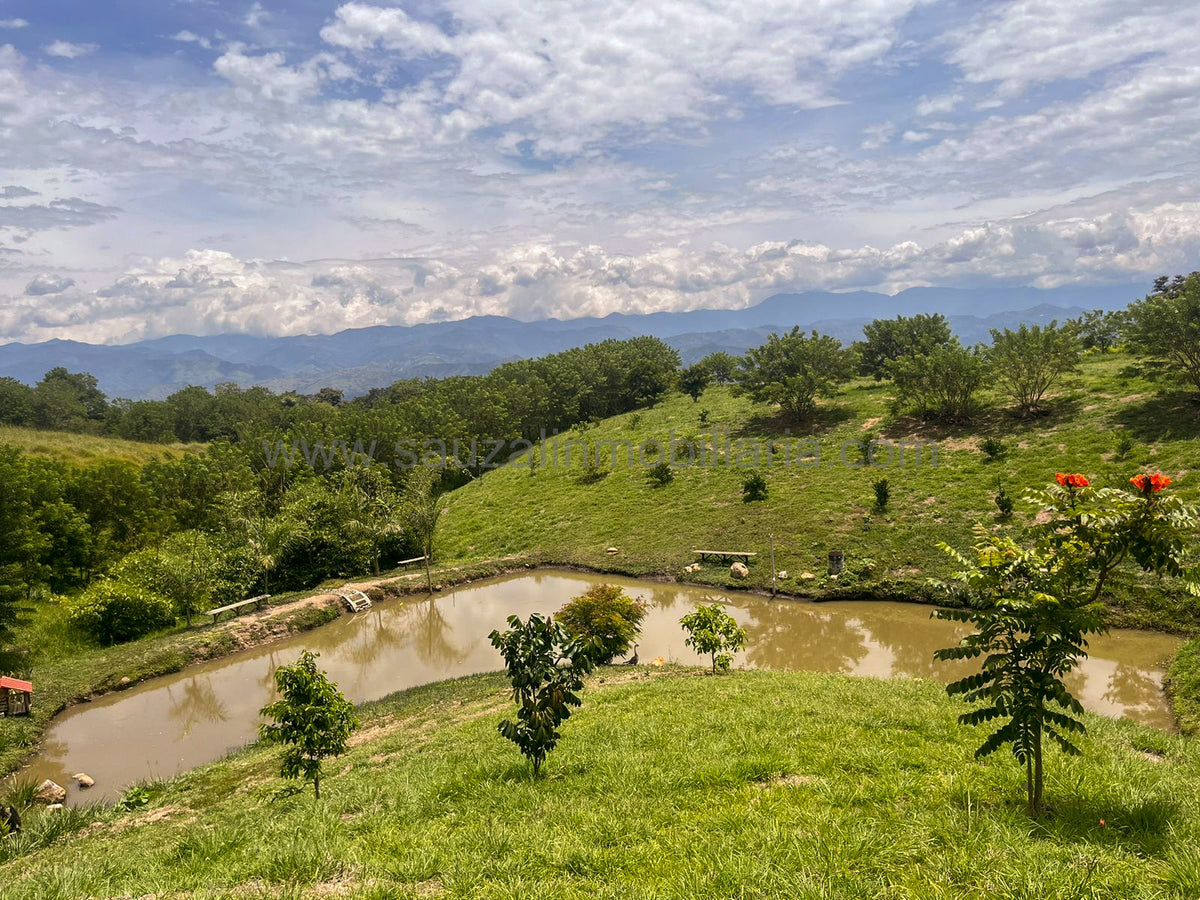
[934,472,1197,815]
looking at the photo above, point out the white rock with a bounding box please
[45,803,64,811]
[800,572,816,581]
[730,561,750,579]
[34,779,66,804]
[605,547,619,555]
[72,773,95,788]
[776,571,788,580]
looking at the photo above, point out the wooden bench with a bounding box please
[396,555,428,569]
[206,594,269,624]
[692,550,757,565]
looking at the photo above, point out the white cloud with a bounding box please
[0,19,28,29]
[44,40,99,59]
[171,30,213,50]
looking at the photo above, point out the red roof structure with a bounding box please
[0,676,32,693]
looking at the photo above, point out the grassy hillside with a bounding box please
[4,668,1200,899]
[439,353,1200,631]
[0,424,186,465]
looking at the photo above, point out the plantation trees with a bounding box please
[985,322,1081,416]
[934,472,1197,815]
[734,328,854,422]
[1125,271,1200,394]
[259,650,358,799]
[855,313,953,380]
[889,342,986,422]
[556,583,648,664]
[489,613,593,775]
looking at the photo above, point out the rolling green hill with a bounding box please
[438,352,1199,632]
[0,424,186,466]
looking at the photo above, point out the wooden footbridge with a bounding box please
[336,588,373,613]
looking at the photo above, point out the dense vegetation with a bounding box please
[4,669,1200,899]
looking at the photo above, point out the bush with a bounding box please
[680,602,746,674]
[1115,432,1135,461]
[872,477,890,510]
[734,327,855,421]
[890,342,986,422]
[980,437,1007,460]
[66,579,176,645]
[742,471,768,503]
[994,482,1014,519]
[646,462,673,487]
[556,584,648,664]
[984,322,1081,416]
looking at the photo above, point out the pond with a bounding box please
[21,571,1182,803]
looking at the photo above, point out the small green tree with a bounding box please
[742,471,768,502]
[680,602,746,673]
[985,322,1081,416]
[556,584,648,664]
[734,328,854,422]
[489,613,593,776]
[679,363,711,402]
[1125,272,1200,393]
[240,509,308,596]
[645,461,673,487]
[259,650,358,799]
[403,465,444,592]
[698,351,739,385]
[66,578,176,645]
[933,472,1197,815]
[889,341,985,422]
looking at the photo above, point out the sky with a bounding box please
[0,0,1198,344]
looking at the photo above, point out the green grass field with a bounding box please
[5,668,1200,899]
[438,353,1200,632]
[0,424,186,465]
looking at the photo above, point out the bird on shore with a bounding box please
[624,644,639,665]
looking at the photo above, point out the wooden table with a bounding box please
[692,550,757,565]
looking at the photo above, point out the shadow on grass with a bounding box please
[729,404,855,438]
[1034,795,1178,857]
[1112,390,1200,441]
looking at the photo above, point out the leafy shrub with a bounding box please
[680,602,746,674]
[646,462,673,487]
[489,613,593,775]
[698,408,710,425]
[872,477,890,510]
[994,482,1014,519]
[980,437,1006,460]
[742,471,768,503]
[556,584,648,664]
[66,578,176,644]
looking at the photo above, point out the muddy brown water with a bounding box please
[19,571,1182,804]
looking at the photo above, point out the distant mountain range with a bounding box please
[0,284,1141,400]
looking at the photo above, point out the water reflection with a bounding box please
[22,571,1181,803]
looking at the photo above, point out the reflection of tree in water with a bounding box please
[409,598,468,668]
[1099,663,1165,718]
[734,598,870,673]
[166,675,229,737]
[343,609,410,670]
[856,611,975,682]
[645,585,681,611]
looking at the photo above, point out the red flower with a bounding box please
[1099,818,1106,828]
[1055,473,1090,488]
[1131,473,1172,493]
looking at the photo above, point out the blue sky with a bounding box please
[1,0,1198,342]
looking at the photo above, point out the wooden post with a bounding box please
[770,533,776,598]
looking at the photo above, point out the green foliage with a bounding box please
[679,363,711,402]
[980,437,1006,460]
[994,482,1014,519]
[555,584,648,664]
[1125,272,1200,393]
[1070,308,1127,352]
[259,650,359,799]
[985,321,1081,416]
[855,313,953,380]
[933,475,1199,814]
[741,471,768,503]
[65,578,176,645]
[1114,431,1135,461]
[113,531,241,626]
[698,351,738,385]
[489,613,593,775]
[889,341,986,422]
[645,461,673,487]
[403,465,444,591]
[734,327,854,422]
[680,602,746,674]
[872,477,889,511]
[1167,638,1200,737]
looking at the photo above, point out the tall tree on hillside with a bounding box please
[679,362,711,402]
[855,313,953,380]
[985,322,1081,416]
[734,328,855,422]
[889,341,986,422]
[403,465,445,593]
[698,351,739,385]
[1125,272,1200,394]
[240,508,309,596]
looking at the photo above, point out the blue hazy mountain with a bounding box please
[0,284,1141,399]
